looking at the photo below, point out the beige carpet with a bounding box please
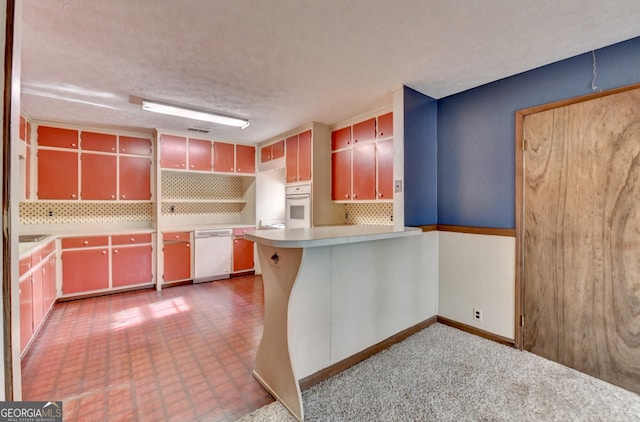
[237,323,640,421]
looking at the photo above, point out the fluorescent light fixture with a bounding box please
[141,100,250,129]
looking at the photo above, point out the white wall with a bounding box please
[289,232,438,378]
[438,231,516,339]
[255,167,285,225]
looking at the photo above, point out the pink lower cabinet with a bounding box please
[31,268,45,331]
[61,234,154,295]
[61,248,109,294]
[19,276,33,353]
[112,235,153,287]
[163,234,191,283]
[233,227,255,273]
[19,240,57,355]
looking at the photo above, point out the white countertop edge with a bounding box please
[245,225,422,248]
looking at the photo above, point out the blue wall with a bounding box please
[434,36,640,228]
[404,86,438,226]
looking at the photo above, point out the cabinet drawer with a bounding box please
[19,256,31,277]
[37,126,79,149]
[163,232,190,242]
[233,227,255,237]
[61,236,109,249]
[112,233,152,245]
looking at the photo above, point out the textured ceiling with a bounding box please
[20,0,640,143]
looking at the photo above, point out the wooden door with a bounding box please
[19,276,33,353]
[272,139,285,160]
[352,143,376,200]
[332,149,351,200]
[213,142,235,173]
[119,156,151,200]
[377,139,393,199]
[236,144,255,173]
[37,149,78,199]
[25,145,31,199]
[163,242,191,282]
[233,238,254,272]
[81,153,117,200]
[188,138,212,171]
[377,112,393,139]
[285,135,299,183]
[297,130,312,182]
[37,126,78,149]
[523,88,640,394]
[160,134,187,169]
[113,245,153,287]
[331,127,351,150]
[81,132,117,153]
[261,144,273,163]
[61,249,109,294]
[119,136,151,155]
[352,118,376,144]
[31,268,44,330]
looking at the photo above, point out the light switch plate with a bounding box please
[394,180,403,193]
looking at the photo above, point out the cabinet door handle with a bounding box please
[121,148,126,152]
[186,243,190,248]
[102,250,107,255]
[130,237,135,243]
[378,193,383,198]
[83,240,89,245]
[71,194,77,198]
[175,235,179,239]
[113,249,119,254]
[110,194,115,199]
[234,240,238,244]
[71,143,76,147]
[111,147,116,151]
[353,194,357,199]
[345,194,349,199]
[121,195,126,199]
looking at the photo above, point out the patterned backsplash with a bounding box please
[162,172,242,199]
[345,203,393,225]
[19,202,153,225]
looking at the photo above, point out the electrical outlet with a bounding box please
[473,308,483,322]
[394,179,403,193]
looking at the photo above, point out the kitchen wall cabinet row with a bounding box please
[159,134,256,174]
[19,240,56,355]
[331,112,393,201]
[35,125,152,201]
[259,130,312,184]
[61,233,154,296]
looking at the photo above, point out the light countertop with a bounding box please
[244,225,421,248]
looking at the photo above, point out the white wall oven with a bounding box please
[285,184,311,228]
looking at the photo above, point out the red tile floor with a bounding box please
[21,275,274,421]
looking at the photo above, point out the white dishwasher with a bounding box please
[193,229,233,283]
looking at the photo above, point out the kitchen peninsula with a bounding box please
[245,225,437,421]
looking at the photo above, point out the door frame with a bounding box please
[513,82,640,349]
